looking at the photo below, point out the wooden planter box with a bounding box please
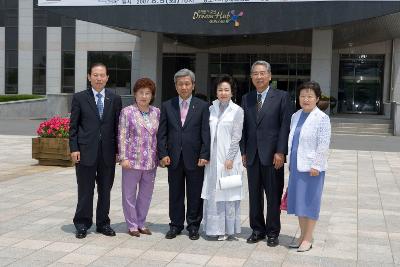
[32,137,74,167]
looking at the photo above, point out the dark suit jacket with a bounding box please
[240,88,292,166]
[69,88,122,167]
[157,96,211,170]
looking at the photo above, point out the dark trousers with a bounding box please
[168,154,204,231]
[73,143,115,230]
[247,152,284,237]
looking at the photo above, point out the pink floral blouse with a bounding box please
[118,104,160,170]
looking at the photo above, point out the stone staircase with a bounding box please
[330,114,393,136]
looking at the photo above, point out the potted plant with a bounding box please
[32,116,73,167]
[318,95,330,111]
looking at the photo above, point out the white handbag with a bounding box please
[219,174,242,190]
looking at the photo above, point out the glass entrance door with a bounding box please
[338,55,384,114]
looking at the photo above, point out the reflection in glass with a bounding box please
[338,54,383,114]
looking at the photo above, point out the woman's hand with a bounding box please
[310,168,320,176]
[121,159,131,169]
[224,160,233,170]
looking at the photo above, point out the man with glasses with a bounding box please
[240,60,292,246]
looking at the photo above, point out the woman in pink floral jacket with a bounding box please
[118,78,160,237]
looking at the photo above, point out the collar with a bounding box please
[179,95,192,106]
[256,86,269,103]
[92,88,105,98]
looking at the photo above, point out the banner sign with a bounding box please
[38,0,399,6]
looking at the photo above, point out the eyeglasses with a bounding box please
[299,95,316,100]
[251,71,269,77]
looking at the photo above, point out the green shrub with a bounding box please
[0,95,45,103]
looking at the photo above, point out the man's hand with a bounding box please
[71,151,80,164]
[242,155,247,167]
[273,153,284,169]
[160,156,171,167]
[197,159,209,167]
[121,159,131,169]
[310,168,320,176]
[224,160,233,170]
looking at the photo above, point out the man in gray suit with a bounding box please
[240,61,292,246]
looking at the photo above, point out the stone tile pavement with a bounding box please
[0,134,400,266]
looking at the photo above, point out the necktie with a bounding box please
[181,100,189,126]
[96,93,104,119]
[257,93,262,112]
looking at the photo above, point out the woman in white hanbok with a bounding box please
[201,76,244,241]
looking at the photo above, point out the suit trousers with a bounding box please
[73,142,116,230]
[168,154,204,231]
[247,152,284,237]
[122,167,156,231]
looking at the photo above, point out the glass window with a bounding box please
[62,27,76,50]
[33,69,46,85]
[87,51,132,95]
[5,27,17,49]
[62,69,75,87]
[63,51,75,68]
[4,9,17,26]
[33,27,47,50]
[5,50,17,68]
[33,51,46,68]
[46,12,61,27]
[5,0,17,9]
[5,68,18,94]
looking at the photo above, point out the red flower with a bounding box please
[36,115,71,138]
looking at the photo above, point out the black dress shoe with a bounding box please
[267,236,279,247]
[246,233,266,244]
[96,225,116,236]
[188,230,200,240]
[165,228,181,239]
[75,228,87,239]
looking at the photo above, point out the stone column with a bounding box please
[75,20,88,93]
[139,31,163,107]
[195,52,209,98]
[46,27,62,94]
[18,0,33,94]
[392,38,400,135]
[0,27,4,95]
[46,27,73,118]
[310,29,333,114]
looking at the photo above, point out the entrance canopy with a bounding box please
[37,1,400,36]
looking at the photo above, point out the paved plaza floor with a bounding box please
[1,134,400,266]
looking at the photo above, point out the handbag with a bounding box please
[219,174,242,190]
[280,189,288,211]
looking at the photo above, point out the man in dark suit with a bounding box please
[157,68,210,240]
[241,60,292,246]
[69,63,122,239]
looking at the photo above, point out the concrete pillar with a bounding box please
[0,27,4,95]
[75,20,88,92]
[18,0,33,94]
[310,29,333,114]
[195,52,208,98]
[139,31,163,107]
[46,27,62,94]
[330,50,340,114]
[392,38,400,135]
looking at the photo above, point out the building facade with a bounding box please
[2,0,400,134]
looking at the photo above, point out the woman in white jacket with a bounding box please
[287,81,331,252]
[201,76,244,241]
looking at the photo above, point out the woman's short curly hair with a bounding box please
[133,78,156,104]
